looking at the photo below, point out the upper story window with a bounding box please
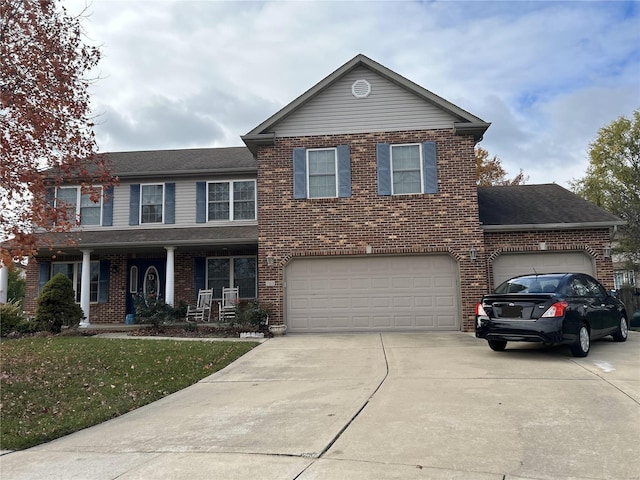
[293,145,351,199]
[55,186,102,225]
[307,148,337,198]
[207,180,256,221]
[141,184,164,224]
[377,141,438,196]
[391,144,422,195]
[129,183,174,226]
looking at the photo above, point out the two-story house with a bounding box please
[17,54,623,332]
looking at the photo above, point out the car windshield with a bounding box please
[495,275,564,294]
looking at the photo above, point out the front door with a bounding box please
[126,259,166,315]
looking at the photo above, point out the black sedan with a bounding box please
[476,273,628,357]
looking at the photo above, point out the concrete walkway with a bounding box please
[2,332,639,479]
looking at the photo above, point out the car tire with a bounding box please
[612,316,628,342]
[488,340,507,351]
[570,324,590,357]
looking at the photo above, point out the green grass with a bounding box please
[0,337,258,450]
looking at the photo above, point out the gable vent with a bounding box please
[351,79,371,98]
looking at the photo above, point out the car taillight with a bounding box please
[476,303,488,316]
[541,301,568,318]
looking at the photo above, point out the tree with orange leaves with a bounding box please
[475,146,528,186]
[0,0,114,265]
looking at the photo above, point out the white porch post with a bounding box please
[79,249,92,327]
[0,262,8,304]
[165,246,175,306]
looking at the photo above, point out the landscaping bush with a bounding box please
[0,301,24,337]
[133,293,180,329]
[35,273,84,333]
[235,301,272,329]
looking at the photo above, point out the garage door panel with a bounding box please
[416,315,435,327]
[437,315,457,327]
[286,255,460,333]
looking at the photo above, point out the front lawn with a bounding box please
[0,337,258,450]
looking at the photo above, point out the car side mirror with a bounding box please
[609,289,619,298]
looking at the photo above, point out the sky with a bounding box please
[66,0,640,187]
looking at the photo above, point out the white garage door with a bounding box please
[285,255,459,333]
[492,252,595,287]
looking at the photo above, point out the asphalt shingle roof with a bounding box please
[82,147,256,179]
[477,184,624,228]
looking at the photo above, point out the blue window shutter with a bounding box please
[422,142,438,194]
[38,261,51,294]
[194,257,206,299]
[293,148,307,199]
[102,186,114,226]
[165,183,175,224]
[337,145,351,198]
[129,184,140,225]
[46,187,55,225]
[196,182,206,223]
[376,143,391,196]
[98,260,110,303]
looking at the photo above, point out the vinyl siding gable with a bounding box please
[273,66,458,137]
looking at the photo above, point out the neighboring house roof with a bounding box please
[35,226,258,253]
[478,184,625,231]
[242,54,491,154]
[54,147,256,181]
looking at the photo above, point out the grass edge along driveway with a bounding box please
[0,337,258,450]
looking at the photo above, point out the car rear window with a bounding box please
[495,275,562,294]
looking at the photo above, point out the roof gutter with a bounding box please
[454,122,491,143]
[241,133,277,156]
[481,220,626,232]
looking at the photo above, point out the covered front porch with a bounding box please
[23,226,258,325]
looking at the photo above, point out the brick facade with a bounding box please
[255,129,488,331]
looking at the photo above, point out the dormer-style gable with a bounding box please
[242,54,490,154]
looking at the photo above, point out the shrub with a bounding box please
[235,301,272,329]
[133,294,178,330]
[0,301,24,337]
[35,273,84,333]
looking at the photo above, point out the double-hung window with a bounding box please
[391,144,423,195]
[56,186,102,225]
[206,256,257,299]
[292,145,351,199]
[141,184,164,224]
[51,261,100,303]
[207,180,256,221]
[376,141,437,196]
[307,148,337,198]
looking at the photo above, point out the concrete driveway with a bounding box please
[2,332,639,480]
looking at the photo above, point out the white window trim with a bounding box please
[390,143,424,196]
[206,255,257,299]
[206,179,257,222]
[55,186,103,225]
[139,183,164,224]
[306,148,338,199]
[51,261,100,304]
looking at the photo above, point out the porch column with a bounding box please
[79,249,92,327]
[165,246,175,306]
[0,262,8,304]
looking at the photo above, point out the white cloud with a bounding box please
[68,0,639,186]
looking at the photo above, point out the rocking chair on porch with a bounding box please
[186,289,213,322]
[218,287,239,322]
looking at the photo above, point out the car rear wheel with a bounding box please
[612,316,628,342]
[488,340,507,351]
[570,324,590,357]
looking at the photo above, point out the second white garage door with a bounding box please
[492,252,595,287]
[285,255,459,333]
